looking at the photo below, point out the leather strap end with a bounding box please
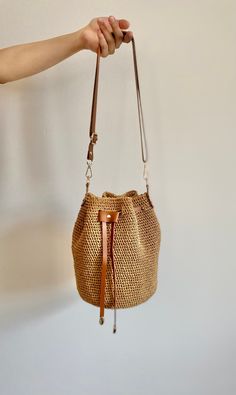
[87,134,98,161]
[87,142,94,161]
[98,210,120,223]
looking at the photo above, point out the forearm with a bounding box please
[0,29,84,83]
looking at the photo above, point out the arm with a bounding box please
[0,16,133,84]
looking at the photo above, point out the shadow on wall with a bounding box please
[0,216,79,331]
[0,77,82,331]
[0,217,75,295]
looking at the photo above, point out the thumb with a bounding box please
[118,19,130,30]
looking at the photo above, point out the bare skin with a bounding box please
[0,16,133,84]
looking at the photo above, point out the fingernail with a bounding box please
[109,16,115,22]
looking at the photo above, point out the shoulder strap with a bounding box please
[86,36,149,193]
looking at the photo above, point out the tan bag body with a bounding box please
[71,37,161,333]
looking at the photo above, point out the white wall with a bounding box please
[0,1,236,394]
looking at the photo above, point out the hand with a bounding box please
[79,16,133,57]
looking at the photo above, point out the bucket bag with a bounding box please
[71,37,161,333]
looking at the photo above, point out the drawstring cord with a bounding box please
[111,222,117,333]
[98,210,120,333]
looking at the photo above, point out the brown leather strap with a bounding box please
[98,210,120,333]
[86,35,148,166]
[87,45,100,161]
[131,38,148,163]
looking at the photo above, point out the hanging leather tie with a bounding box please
[98,210,120,333]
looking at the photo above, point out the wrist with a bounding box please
[72,28,86,52]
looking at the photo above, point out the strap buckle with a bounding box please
[87,133,98,161]
[90,133,98,144]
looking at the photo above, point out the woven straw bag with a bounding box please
[71,37,161,333]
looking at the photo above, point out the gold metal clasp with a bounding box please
[85,160,93,179]
[85,160,93,193]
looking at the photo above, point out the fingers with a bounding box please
[114,17,133,42]
[97,28,109,58]
[108,16,124,49]
[97,16,133,57]
[97,18,115,56]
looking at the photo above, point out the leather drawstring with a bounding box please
[97,206,149,332]
[110,222,117,333]
[99,220,108,326]
[98,210,120,333]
